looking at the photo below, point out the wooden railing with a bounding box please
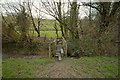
[49,37,67,58]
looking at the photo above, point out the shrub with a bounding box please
[67,39,84,57]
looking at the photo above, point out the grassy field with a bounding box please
[30,31,62,38]
[32,19,62,38]
[41,19,60,31]
[0,58,1,78]
[32,19,60,31]
[16,19,62,38]
[2,56,118,78]
[3,57,55,78]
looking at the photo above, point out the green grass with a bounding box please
[0,57,2,78]
[41,19,60,31]
[2,56,118,78]
[70,56,118,78]
[2,57,55,78]
[31,19,60,31]
[30,31,62,38]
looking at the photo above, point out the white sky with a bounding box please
[0,0,119,3]
[0,0,119,19]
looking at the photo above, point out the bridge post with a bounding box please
[62,37,67,57]
[49,43,51,58]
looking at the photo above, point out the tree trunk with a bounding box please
[58,0,65,38]
[118,8,120,78]
[54,21,59,38]
[37,31,40,37]
[70,0,79,39]
[28,2,40,37]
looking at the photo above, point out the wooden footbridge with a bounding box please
[49,37,67,60]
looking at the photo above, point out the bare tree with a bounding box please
[37,0,80,39]
[28,1,41,37]
[69,0,79,39]
[1,3,20,42]
[53,20,59,38]
[83,2,120,55]
[16,4,31,42]
[57,0,65,38]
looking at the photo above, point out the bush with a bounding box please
[67,39,84,57]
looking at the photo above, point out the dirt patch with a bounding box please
[35,58,81,78]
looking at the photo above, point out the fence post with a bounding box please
[49,43,51,58]
[62,37,67,57]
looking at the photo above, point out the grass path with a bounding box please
[36,59,81,78]
[2,56,118,78]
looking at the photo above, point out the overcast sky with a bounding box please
[0,0,119,19]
